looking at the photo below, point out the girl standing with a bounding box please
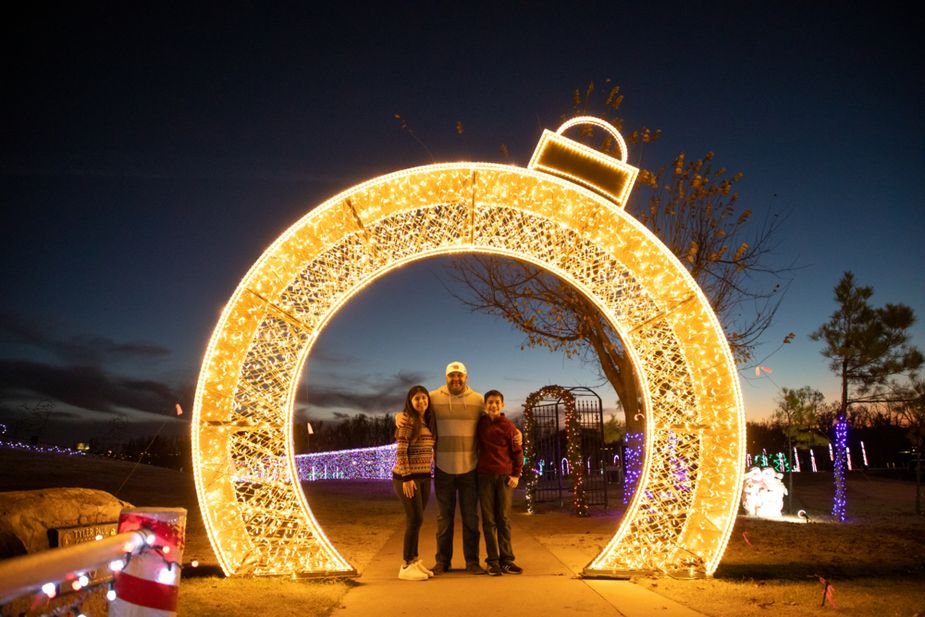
[393,385,436,581]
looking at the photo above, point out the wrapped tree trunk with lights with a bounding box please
[811,272,922,521]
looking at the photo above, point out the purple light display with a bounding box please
[295,444,397,481]
[0,438,86,457]
[623,431,644,506]
[832,416,848,521]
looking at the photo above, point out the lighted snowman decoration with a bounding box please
[742,466,788,518]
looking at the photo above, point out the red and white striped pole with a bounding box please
[111,507,187,617]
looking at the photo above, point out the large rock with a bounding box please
[0,488,132,558]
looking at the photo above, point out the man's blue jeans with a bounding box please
[434,467,480,567]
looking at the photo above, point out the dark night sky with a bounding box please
[2,2,923,444]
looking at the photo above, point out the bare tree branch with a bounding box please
[449,83,795,422]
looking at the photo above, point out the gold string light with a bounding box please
[192,120,745,578]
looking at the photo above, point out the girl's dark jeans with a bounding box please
[393,476,431,563]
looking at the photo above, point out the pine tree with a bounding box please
[811,272,922,520]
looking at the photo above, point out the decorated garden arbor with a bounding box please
[522,385,608,515]
[191,117,746,579]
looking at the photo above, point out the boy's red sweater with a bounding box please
[477,413,523,477]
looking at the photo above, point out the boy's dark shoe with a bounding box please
[501,562,523,574]
[487,563,503,576]
[465,562,487,575]
[431,562,449,575]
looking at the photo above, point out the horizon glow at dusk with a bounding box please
[1,4,922,445]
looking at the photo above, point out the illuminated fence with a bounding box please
[294,444,397,481]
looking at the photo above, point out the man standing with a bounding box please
[429,361,486,575]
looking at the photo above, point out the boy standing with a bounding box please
[476,389,524,576]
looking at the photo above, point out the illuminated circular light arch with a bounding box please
[192,125,746,578]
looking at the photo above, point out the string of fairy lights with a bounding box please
[7,530,186,617]
[0,424,85,456]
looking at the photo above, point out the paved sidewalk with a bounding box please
[335,500,706,617]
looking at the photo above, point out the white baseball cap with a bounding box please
[445,361,467,376]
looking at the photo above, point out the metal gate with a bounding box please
[528,386,609,509]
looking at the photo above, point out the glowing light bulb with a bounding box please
[156,567,176,585]
[41,582,56,598]
[110,559,125,571]
[107,589,117,601]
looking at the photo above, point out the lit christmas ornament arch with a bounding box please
[192,118,746,578]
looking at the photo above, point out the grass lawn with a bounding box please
[2,448,923,616]
[527,471,925,617]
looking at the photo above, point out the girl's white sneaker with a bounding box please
[414,560,434,577]
[398,563,428,581]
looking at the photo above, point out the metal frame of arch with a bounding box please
[191,162,746,578]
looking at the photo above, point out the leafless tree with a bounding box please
[450,83,793,423]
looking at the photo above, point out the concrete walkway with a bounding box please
[336,500,706,617]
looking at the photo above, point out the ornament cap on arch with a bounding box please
[528,115,640,208]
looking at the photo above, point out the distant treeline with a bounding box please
[104,413,401,471]
[292,413,397,453]
[111,413,400,470]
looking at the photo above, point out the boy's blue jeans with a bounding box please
[477,473,515,565]
[434,468,480,567]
